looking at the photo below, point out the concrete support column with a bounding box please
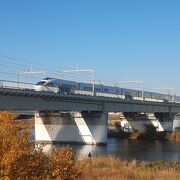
[35,111,108,145]
[173,114,180,130]
[154,113,174,132]
[121,113,152,132]
[121,113,174,132]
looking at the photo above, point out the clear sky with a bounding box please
[0,0,180,90]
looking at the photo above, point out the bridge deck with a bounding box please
[1,87,180,113]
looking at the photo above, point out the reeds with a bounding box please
[80,156,180,180]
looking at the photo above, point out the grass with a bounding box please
[166,130,180,142]
[80,156,180,180]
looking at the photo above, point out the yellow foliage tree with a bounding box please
[0,112,34,178]
[0,112,82,179]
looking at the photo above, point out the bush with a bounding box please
[108,122,130,138]
[0,112,82,179]
[143,124,157,134]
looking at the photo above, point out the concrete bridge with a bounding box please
[1,84,180,145]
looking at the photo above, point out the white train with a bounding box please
[35,78,179,103]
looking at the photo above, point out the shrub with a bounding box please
[0,112,82,179]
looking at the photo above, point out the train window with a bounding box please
[36,81,46,85]
[95,88,101,92]
[121,89,125,95]
[104,88,109,93]
[61,84,75,88]
[47,83,57,87]
[84,87,92,91]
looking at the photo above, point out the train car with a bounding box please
[103,85,117,94]
[97,85,125,99]
[78,82,93,91]
[123,88,140,100]
[35,78,78,94]
[144,91,152,99]
[73,89,93,96]
[175,96,180,103]
[35,78,180,103]
[35,78,59,92]
[78,82,103,94]
[59,79,78,94]
[162,94,172,102]
[151,92,161,100]
[94,84,103,92]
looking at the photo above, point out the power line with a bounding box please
[0,53,71,73]
[0,53,179,94]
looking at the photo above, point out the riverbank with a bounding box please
[166,131,180,142]
[109,130,180,142]
[130,130,180,142]
[80,157,180,180]
[108,124,180,142]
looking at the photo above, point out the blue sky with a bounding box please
[0,0,180,90]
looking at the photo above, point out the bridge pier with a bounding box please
[121,112,174,132]
[173,114,180,130]
[35,111,108,145]
[154,113,174,132]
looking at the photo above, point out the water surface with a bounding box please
[54,138,180,161]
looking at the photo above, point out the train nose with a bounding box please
[34,85,42,91]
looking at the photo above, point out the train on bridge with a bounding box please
[35,78,180,103]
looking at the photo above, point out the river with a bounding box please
[41,138,180,161]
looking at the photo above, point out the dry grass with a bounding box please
[108,114,121,126]
[167,131,180,142]
[80,157,180,180]
[108,114,121,121]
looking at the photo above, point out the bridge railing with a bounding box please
[0,80,36,91]
[0,80,179,103]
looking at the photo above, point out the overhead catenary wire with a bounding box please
[0,53,178,94]
[0,54,64,71]
[0,54,126,85]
